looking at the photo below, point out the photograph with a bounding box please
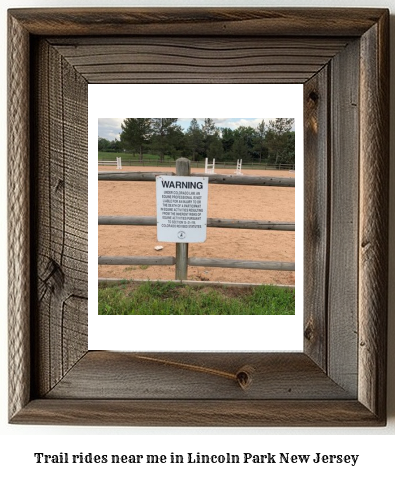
[97,117,296,316]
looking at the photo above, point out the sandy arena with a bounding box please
[98,166,295,285]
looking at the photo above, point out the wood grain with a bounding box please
[8,7,389,426]
[50,36,351,84]
[8,13,31,421]
[358,11,389,421]
[327,39,360,396]
[9,7,387,37]
[46,352,352,400]
[303,67,329,371]
[11,399,383,427]
[31,39,88,397]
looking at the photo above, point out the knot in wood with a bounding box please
[308,90,319,103]
[304,322,314,341]
[236,365,254,390]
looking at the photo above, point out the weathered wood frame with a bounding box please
[8,8,389,426]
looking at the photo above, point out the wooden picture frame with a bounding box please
[8,8,389,426]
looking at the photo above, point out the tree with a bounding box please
[265,118,295,165]
[186,118,204,161]
[120,118,152,161]
[253,120,267,163]
[221,127,235,160]
[279,131,296,164]
[166,124,186,160]
[231,135,249,161]
[98,137,111,151]
[208,132,224,160]
[112,138,124,153]
[98,137,123,152]
[231,126,256,161]
[150,118,179,162]
[201,118,218,158]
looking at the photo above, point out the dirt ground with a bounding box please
[98,166,295,285]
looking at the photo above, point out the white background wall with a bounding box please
[1,0,394,476]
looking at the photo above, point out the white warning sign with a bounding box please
[156,176,209,243]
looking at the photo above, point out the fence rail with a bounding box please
[99,256,176,266]
[99,215,295,231]
[99,278,295,289]
[98,158,295,170]
[98,256,295,271]
[98,158,295,282]
[98,171,295,187]
[188,258,295,271]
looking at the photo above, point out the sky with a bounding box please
[98,118,278,141]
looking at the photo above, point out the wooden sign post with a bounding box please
[156,158,209,280]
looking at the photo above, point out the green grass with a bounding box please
[98,281,295,315]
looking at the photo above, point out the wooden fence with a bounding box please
[98,156,122,169]
[98,158,295,171]
[98,158,295,282]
